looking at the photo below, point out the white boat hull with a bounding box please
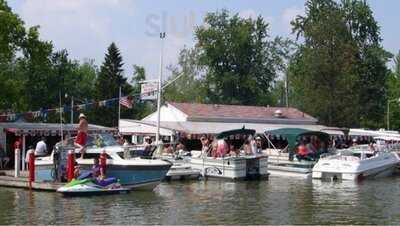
[312,152,400,180]
[190,155,269,180]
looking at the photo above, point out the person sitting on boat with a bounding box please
[215,139,228,158]
[73,161,80,178]
[316,141,328,157]
[210,140,218,157]
[248,135,257,155]
[200,136,211,157]
[143,136,153,156]
[296,141,313,161]
[91,158,105,179]
[230,144,240,157]
[255,136,263,153]
[74,113,88,159]
[175,143,187,157]
[352,138,358,147]
[35,137,48,157]
[244,140,252,155]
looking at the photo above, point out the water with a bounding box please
[1,177,400,225]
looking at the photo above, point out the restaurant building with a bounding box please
[119,102,340,144]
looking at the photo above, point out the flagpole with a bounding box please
[118,86,121,132]
[59,91,63,144]
[156,32,165,144]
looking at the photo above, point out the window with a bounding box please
[83,153,112,159]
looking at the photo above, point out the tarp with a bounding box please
[265,128,330,150]
[216,128,256,139]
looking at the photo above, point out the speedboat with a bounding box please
[57,177,130,196]
[35,133,172,190]
[123,144,201,181]
[312,145,400,180]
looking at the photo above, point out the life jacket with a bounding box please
[297,145,307,156]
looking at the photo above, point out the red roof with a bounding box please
[168,102,317,122]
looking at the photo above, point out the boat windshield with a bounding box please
[88,133,118,147]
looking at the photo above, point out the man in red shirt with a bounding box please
[74,113,88,159]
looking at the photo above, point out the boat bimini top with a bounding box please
[264,128,330,151]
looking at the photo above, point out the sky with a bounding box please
[7,0,400,80]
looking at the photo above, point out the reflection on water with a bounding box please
[0,177,400,224]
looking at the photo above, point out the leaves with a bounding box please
[289,0,391,128]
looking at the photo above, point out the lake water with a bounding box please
[0,176,399,225]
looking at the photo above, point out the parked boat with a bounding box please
[35,133,172,190]
[312,145,400,180]
[124,144,201,181]
[189,128,269,180]
[263,128,331,179]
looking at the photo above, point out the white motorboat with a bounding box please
[312,145,400,180]
[124,145,201,181]
[35,133,172,190]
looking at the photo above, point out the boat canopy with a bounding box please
[264,128,330,150]
[374,136,400,141]
[216,127,256,139]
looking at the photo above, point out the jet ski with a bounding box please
[57,177,130,196]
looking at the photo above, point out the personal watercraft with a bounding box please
[57,177,130,196]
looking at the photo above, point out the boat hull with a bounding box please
[190,155,269,180]
[35,163,171,189]
[312,152,400,181]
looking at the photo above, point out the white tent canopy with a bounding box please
[119,119,342,136]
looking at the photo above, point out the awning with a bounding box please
[265,128,330,150]
[119,119,338,139]
[0,123,116,136]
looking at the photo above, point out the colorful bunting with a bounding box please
[0,95,131,122]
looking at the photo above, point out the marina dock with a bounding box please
[0,171,63,191]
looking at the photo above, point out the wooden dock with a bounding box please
[0,170,64,191]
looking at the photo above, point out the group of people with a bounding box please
[295,136,328,161]
[200,135,263,158]
[332,136,373,149]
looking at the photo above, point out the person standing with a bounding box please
[0,143,10,169]
[200,136,211,157]
[75,113,88,159]
[35,137,47,157]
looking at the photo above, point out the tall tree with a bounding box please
[93,42,130,127]
[387,51,400,129]
[289,0,391,127]
[0,0,27,111]
[195,10,289,105]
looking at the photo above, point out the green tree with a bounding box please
[93,42,131,127]
[0,0,27,111]
[195,10,289,105]
[387,51,400,129]
[19,26,54,111]
[289,0,391,127]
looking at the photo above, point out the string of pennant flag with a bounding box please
[0,95,134,122]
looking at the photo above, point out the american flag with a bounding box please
[119,96,133,108]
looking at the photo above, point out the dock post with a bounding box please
[66,150,75,181]
[14,147,20,178]
[28,150,35,189]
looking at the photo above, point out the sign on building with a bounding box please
[140,80,158,100]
